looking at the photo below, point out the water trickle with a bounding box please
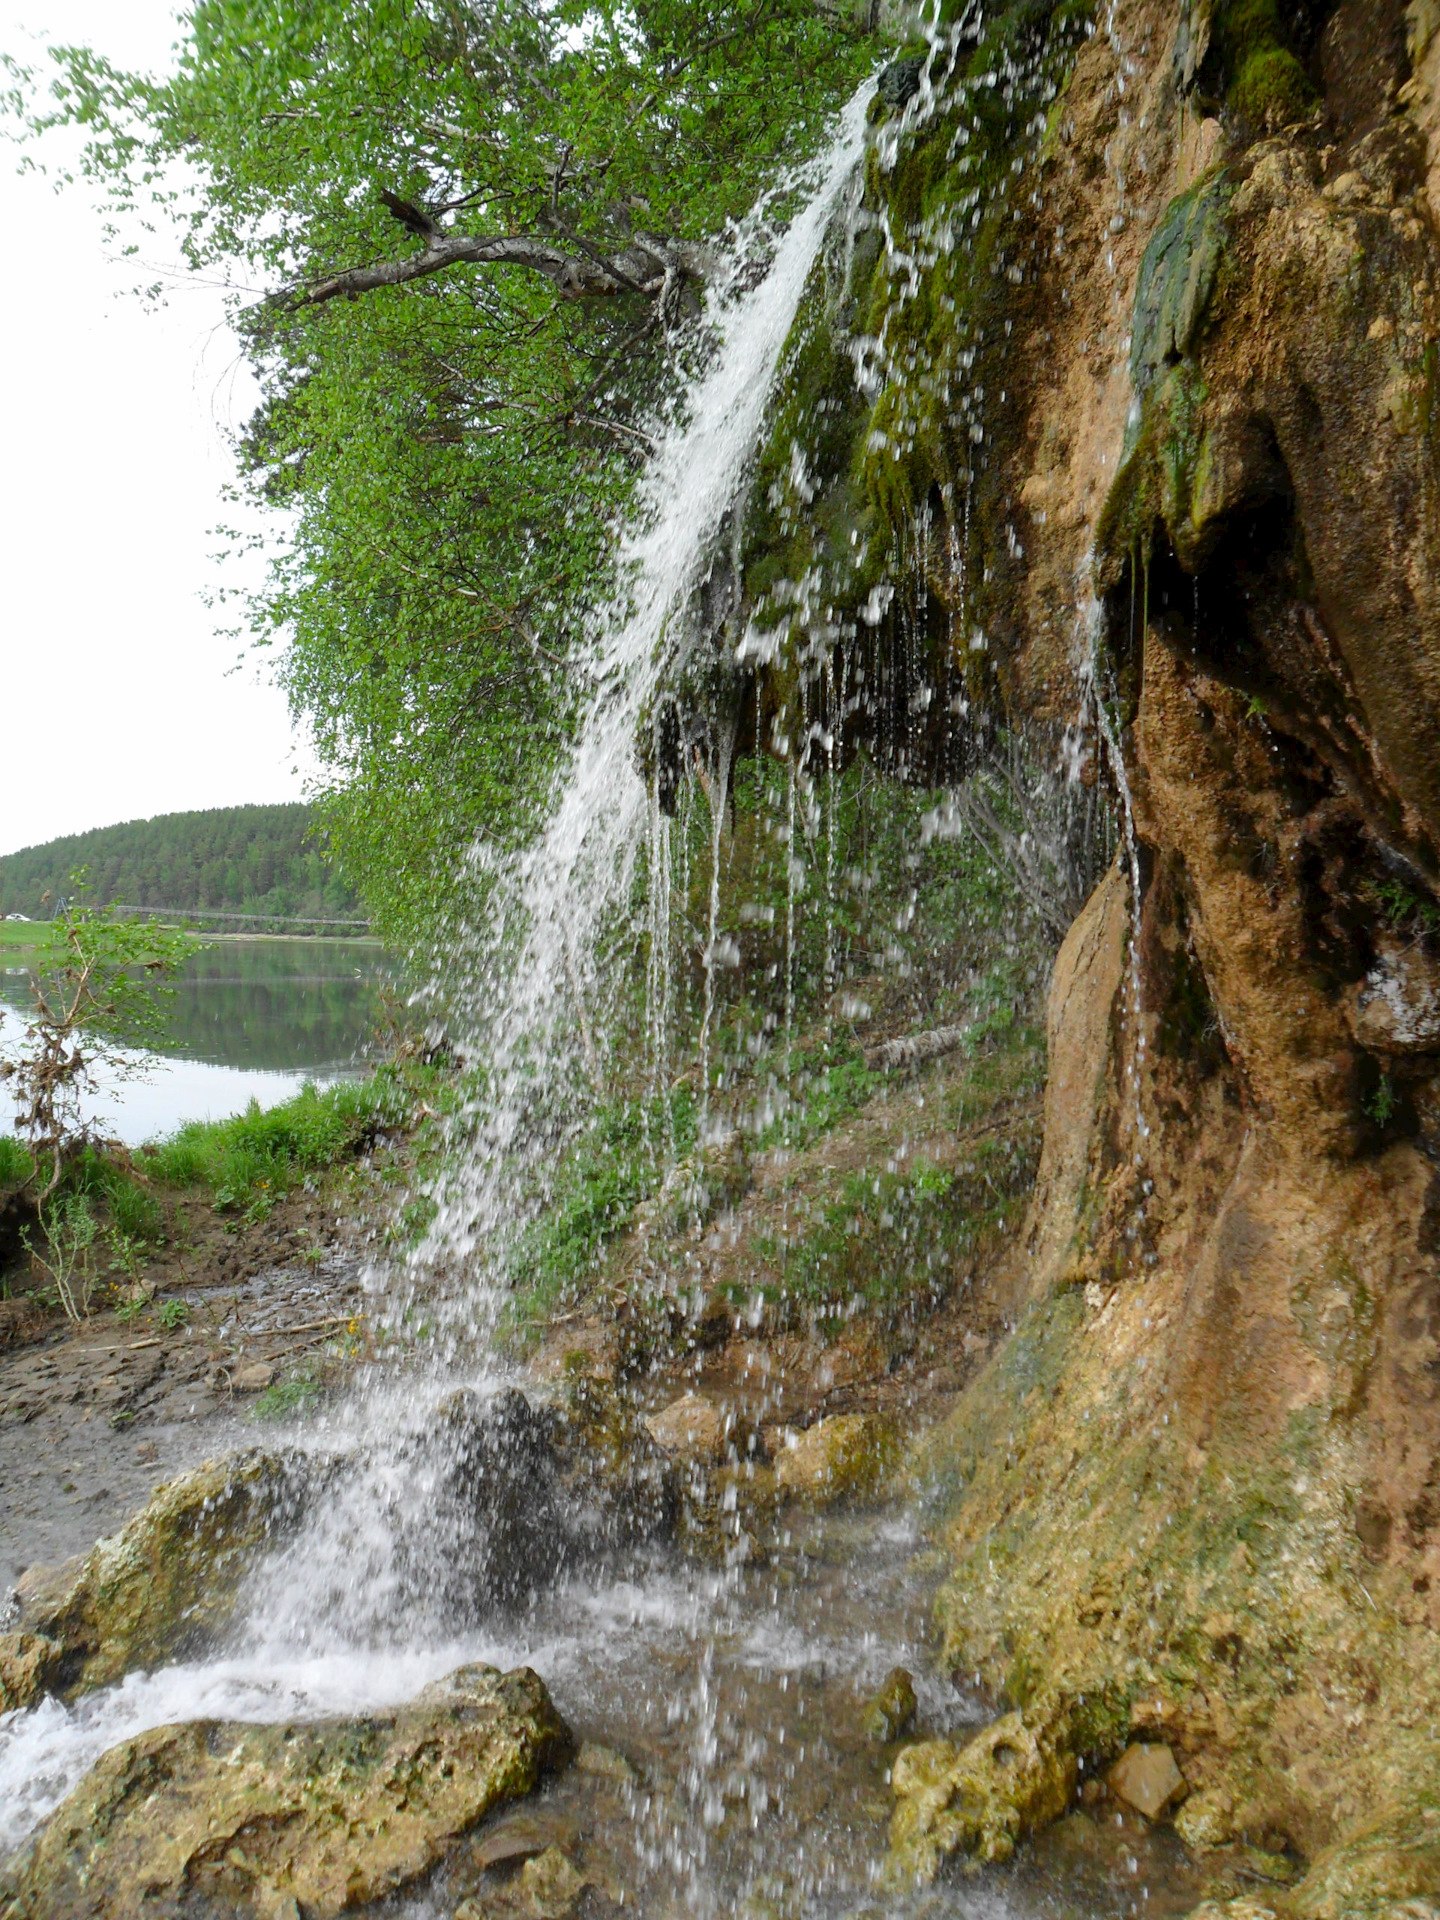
[1077,567,1150,1153]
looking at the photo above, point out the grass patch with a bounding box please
[501,1087,698,1345]
[252,1370,323,1421]
[752,1038,883,1153]
[0,1136,35,1191]
[136,1070,416,1217]
[731,1134,1035,1328]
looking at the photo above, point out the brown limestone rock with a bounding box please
[1021,858,1128,1293]
[1107,1742,1187,1821]
[888,1711,1077,1884]
[1,1663,572,1920]
[0,1632,63,1714]
[642,1390,729,1464]
[772,1413,899,1507]
[12,1448,298,1695]
[1280,1800,1440,1919]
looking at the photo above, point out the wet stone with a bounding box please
[231,1361,277,1392]
[888,1711,1077,1883]
[1,1663,572,1920]
[1107,1741,1186,1821]
[575,1740,638,1784]
[0,1631,62,1714]
[773,1412,898,1507]
[642,1390,729,1465]
[863,1665,918,1744]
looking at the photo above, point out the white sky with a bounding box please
[0,1,315,858]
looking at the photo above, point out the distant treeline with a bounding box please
[0,804,364,928]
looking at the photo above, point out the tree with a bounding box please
[11,2,875,936]
[0,876,191,1202]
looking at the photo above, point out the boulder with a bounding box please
[0,1632,62,1714]
[1106,1741,1186,1821]
[888,1711,1077,1883]
[11,1448,299,1695]
[231,1361,277,1392]
[863,1665,918,1744]
[642,1391,729,1465]
[773,1412,898,1506]
[1,1663,572,1920]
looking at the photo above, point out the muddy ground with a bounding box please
[0,1187,375,1593]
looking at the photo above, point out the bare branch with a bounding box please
[291,230,681,309]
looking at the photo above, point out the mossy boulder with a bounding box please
[11,1448,300,1696]
[887,1710,1077,1883]
[0,1663,572,1920]
[863,1664,918,1744]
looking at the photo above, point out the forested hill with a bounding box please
[0,805,363,927]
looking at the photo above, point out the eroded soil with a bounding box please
[0,1186,374,1592]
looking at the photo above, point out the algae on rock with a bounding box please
[888,1710,1078,1882]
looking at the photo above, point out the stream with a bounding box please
[0,1432,1200,1918]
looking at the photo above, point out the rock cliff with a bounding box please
[705,0,1440,1902]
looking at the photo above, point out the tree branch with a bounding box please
[292,229,682,309]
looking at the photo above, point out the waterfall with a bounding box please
[0,84,877,1855]
[410,85,874,1348]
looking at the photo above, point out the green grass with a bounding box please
[253,1371,324,1420]
[752,1039,883,1153]
[0,1136,35,1191]
[136,1071,414,1215]
[0,920,60,953]
[501,1087,699,1344]
[734,1143,1031,1326]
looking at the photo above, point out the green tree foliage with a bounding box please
[13,3,875,937]
[0,804,361,924]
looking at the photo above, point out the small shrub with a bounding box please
[24,1191,99,1322]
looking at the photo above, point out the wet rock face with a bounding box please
[747,0,1440,1896]
[0,1632,61,1715]
[0,1663,572,1920]
[772,1412,898,1506]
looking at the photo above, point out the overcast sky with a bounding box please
[0,1,314,858]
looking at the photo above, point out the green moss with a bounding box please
[1212,0,1322,127]
[1098,170,1232,586]
[500,1089,698,1347]
[1231,45,1315,126]
[733,1,1096,733]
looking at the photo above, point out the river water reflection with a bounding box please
[0,937,388,1146]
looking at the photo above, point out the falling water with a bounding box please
[410,85,875,1346]
[0,34,1193,1914]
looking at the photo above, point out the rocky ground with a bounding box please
[0,1186,373,1593]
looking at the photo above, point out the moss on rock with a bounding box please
[0,1633,63,1715]
[773,1410,901,1506]
[0,1663,572,1920]
[13,1448,300,1695]
[887,1709,1078,1882]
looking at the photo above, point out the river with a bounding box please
[0,936,387,1144]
